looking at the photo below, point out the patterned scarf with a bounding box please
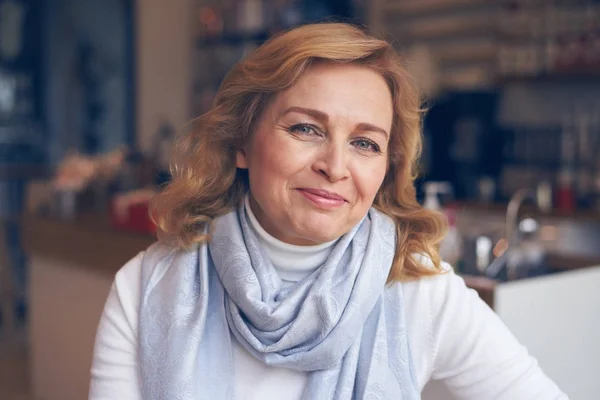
[138,204,419,399]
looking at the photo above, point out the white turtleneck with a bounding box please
[90,201,567,400]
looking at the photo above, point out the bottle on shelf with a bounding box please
[423,181,463,269]
[555,113,577,212]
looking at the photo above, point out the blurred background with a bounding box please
[0,0,599,399]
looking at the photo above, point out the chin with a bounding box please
[295,230,338,245]
[295,214,346,243]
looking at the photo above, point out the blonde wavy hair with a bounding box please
[151,22,447,282]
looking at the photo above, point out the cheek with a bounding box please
[353,161,387,202]
[249,133,313,180]
[247,149,278,196]
[246,133,303,196]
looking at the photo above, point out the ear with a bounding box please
[236,149,248,169]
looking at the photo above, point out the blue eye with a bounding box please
[288,123,319,136]
[353,138,381,153]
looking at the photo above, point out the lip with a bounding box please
[296,188,348,209]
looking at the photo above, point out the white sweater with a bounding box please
[90,204,567,399]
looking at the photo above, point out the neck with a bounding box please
[244,195,338,282]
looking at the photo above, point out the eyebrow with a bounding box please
[281,106,389,139]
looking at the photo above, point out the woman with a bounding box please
[90,23,567,399]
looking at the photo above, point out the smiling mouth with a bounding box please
[296,188,348,209]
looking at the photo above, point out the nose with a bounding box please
[311,140,350,182]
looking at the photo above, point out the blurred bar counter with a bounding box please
[455,200,600,223]
[23,213,154,275]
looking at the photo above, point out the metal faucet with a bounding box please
[505,188,537,246]
[486,186,548,279]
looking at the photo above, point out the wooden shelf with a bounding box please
[437,46,498,67]
[499,72,600,84]
[369,0,503,90]
[383,0,493,16]
[197,31,269,48]
[502,160,572,170]
[388,19,493,41]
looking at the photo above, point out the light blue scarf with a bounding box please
[138,204,419,399]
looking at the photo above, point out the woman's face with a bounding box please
[237,63,393,245]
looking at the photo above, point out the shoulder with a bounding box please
[138,241,181,271]
[112,242,171,287]
[106,242,201,332]
[400,264,468,315]
[113,251,145,293]
[113,241,200,295]
[386,256,457,305]
[386,258,477,342]
[136,241,201,288]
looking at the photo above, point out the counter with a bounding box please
[23,213,154,276]
[455,200,600,223]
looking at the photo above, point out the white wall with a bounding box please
[135,0,194,154]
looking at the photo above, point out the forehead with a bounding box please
[269,63,394,128]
